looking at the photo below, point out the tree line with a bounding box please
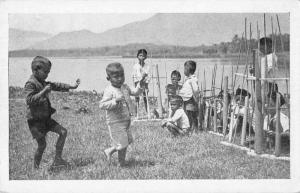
[9,34,289,58]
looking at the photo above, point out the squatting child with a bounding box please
[24,56,80,169]
[132,49,152,114]
[100,62,145,167]
[179,60,199,133]
[161,95,190,137]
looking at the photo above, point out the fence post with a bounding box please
[213,98,217,132]
[155,64,163,117]
[275,93,281,156]
[241,96,249,146]
[222,76,228,135]
[254,50,264,154]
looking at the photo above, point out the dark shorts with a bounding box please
[27,118,60,140]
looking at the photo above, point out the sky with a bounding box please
[9,13,155,34]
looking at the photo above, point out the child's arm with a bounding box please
[169,109,182,123]
[128,74,147,96]
[189,79,200,102]
[24,82,51,105]
[99,89,123,110]
[48,79,80,92]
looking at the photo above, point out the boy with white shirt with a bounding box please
[179,60,199,133]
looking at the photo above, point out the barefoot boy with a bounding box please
[100,62,145,167]
[161,95,190,137]
[24,56,80,169]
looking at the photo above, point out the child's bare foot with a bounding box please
[103,149,111,162]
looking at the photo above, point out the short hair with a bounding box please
[267,91,285,106]
[184,60,197,74]
[235,88,251,99]
[31,56,51,71]
[268,82,278,94]
[218,90,232,103]
[171,70,181,81]
[106,62,124,76]
[260,37,272,47]
[137,49,148,57]
[169,95,183,105]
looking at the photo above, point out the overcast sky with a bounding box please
[9,13,155,34]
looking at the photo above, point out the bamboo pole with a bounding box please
[145,90,151,119]
[262,13,267,116]
[254,26,264,154]
[222,76,229,135]
[213,98,217,132]
[275,93,281,156]
[155,64,163,118]
[241,96,249,146]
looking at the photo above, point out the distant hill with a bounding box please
[9,28,52,50]
[11,13,289,50]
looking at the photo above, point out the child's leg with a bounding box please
[118,147,127,166]
[48,119,68,163]
[192,111,199,133]
[34,137,47,169]
[104,147,117,162]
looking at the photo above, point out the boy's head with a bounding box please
[137,49,147,62]
[31,56,52,81]
[235,88,251,103]
[106,62,125,88]
[259,37,273,55]
[171,70,181,85]
[267,91,285,116]
[184,60,196,76]
[169,95,183,111]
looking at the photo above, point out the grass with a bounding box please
[9,87,289,180]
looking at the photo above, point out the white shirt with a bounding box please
[179,74,199,101]
[168,108,190,129]
[261,53,278,78]
[132,62,152,83]
[99,84,142,124]
[263,112,289,132]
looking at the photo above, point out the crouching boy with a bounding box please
[24,56,80,169]
[161,95,190,137]
[100,62,145,167]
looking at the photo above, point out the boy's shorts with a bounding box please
[27,118,60,140]
[108,120,132,150]
[184,97,198,112]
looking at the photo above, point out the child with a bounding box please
[179,60,199,133]
[161,95,190,136]
[132,49,151,114]
[24,56,80,169]
[249,37,278,77]
[166,70,182,103]
[264,91,289,149]
[100,62,145,167]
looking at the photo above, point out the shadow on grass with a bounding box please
[48,157,95,173]
[125,158,155,168]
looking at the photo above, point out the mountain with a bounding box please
[9,28,52,50]
[28,13,289,50]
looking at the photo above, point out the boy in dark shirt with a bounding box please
[24,56,80,169]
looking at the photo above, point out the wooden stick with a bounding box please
[145,89,151,119]
[275,93,281,156]
[222,76,229,135]
[241,96,249,146]
[254,24,264,154]
[213,98,217,132]
[155,64,163,118]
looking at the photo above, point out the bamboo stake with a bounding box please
[155,64,163,118]
[241,96,249,146]
[275,93,281,156]
[145,89,151,119]
[262,13,267,116]
[254,23,264,154]
[276,14,290,127]
[222,76,229,135]
[213,98,217,132]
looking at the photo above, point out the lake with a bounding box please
[9,57,289,99]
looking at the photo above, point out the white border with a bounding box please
[1,0,300,193]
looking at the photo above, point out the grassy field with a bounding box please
[9,87,289,180]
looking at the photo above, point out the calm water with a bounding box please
[9,57,289,98]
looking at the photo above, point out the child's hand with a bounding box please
[72,78,80,89]
[115,95,125,103]
[44,84,52,94]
